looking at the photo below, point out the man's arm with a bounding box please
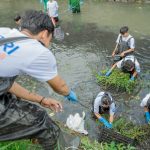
[94,112,102,119]
[47,75,70,96]
[132,71,138,78]
[120,48,135,57]
[121,37,135,57]
[112,43,119,57]
[144,106,149,112]
[105,63,117,76]
[9,82,62,112]
[109,115,114,123]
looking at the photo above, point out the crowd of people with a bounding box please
[93,26,149,129]
[0,0,149,149]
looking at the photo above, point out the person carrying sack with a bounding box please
[0,10,77,150]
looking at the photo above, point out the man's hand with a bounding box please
[145,112,150,124]
[41,98,63,112]
[112,51,115,57]
[120,52,125,57]
[65,90,78,102]
[99,117,111,128]
[109,123,113,129]
[105,70,112,77]
[130,76,135,81]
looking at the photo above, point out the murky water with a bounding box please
[0,0,150,140]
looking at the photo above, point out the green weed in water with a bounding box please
[0,140,41,150]
[96,69,137,94]
[113,118,150,142]
[80,137,136,150]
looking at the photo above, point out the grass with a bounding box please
[96,69,137,94]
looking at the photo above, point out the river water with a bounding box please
[0,0,150,140]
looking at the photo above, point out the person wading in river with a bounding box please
[105,55,140,81]
[112,26,135,63]
[93,92,116,129]
[47,0,59,27]
[69,0,80,13]
[0,10,77,150]
[140,93,150,124]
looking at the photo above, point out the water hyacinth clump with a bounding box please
[80,137,136,150]
[96,69,137,94]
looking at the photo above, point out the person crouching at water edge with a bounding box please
[140,93,150,124]
[105,55,140,81]
[93,92,116,129]
[0,10,77,150]
[112,26,135,63]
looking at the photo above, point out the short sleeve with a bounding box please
[129,38,135,49]
[116,34,121,44]
[135,59,140,73]
[116,59,123,69]
[55,1,59,8]
[22,50,57,82]
[93,92,104,113]
[93,98,100,113]
[140,93,150,107]
[109,103,116,115]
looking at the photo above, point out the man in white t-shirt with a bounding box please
[112,26,135,62]
[47,0,59,26]
[140,93,150,124]
[105,55,140,81]
[93,92,116,129]
[0,10,77,150]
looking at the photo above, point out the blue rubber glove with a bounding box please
[65,90,78,102]
[145,112,150,123]
[130,76,135,81]
[99,117,110,128]
[109,123,113,129]
[105,70,111,77]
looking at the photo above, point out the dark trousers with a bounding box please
[0,93,60,150]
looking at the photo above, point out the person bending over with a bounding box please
[93,92,116,129]
[105,55,140,81]
[140,93,150,124]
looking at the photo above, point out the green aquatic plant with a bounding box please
[0,140,40,150]
[96,69,137,94]
[113,118,148,142]
[80,137,136,150]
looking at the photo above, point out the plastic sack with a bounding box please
[0,92,60,150]
[54,26,64,41]
[66,111,88,135]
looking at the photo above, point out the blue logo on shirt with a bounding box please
[0,35,19,61]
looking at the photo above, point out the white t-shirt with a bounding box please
[0,28,57,82]
[47,0,59,17]
[93,92,116,116]
[116,34,135,49]
[140,93,150,107]
[116,55,141,73]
